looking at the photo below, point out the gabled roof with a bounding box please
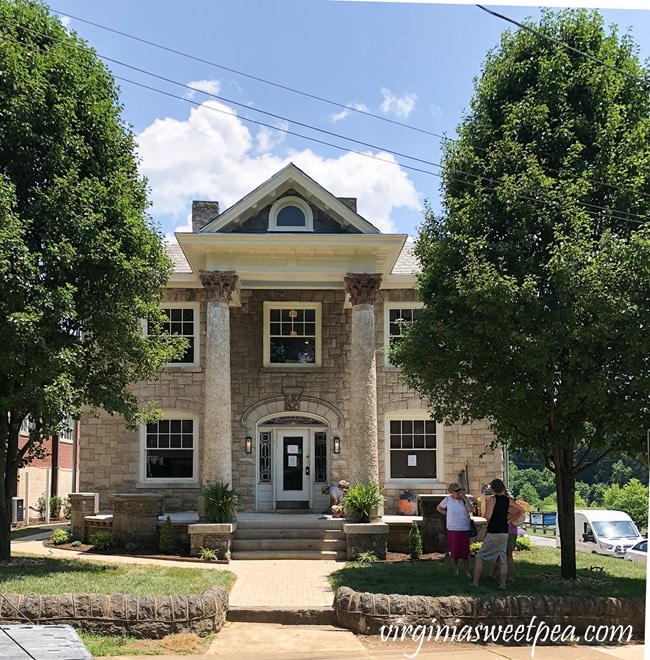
[200,162,381,235]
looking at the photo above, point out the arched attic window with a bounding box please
[268,196,313,232]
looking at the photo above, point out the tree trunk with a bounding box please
[0,498,11,562]
[553,444,577,579]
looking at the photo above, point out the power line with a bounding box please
[2,16,648,228]
[476,5,650,89]
[48,7,446,141]
[48,7,650,211]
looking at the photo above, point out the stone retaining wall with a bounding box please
[334,587,644,642]
[0,586,228,639]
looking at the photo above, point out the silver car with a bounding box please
[623,539,647,564]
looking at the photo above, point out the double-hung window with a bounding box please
[386,412,441,482]
[264,302,321,367]
[141,414,197,483]
[147,303,199,366]
[384,303,423,366]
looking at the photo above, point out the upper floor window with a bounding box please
[147,303,199,366]
[268,196,313,232]
[263,302,321,367]
[140,413,198,483]
[384,303,423,366]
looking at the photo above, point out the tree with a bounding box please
[0,0,182,561]
[392,9,650,579]
[603,479,649,531]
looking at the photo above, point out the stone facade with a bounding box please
[79,284,502,513]
[78,165,502,515]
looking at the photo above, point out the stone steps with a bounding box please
[231,519,347,560]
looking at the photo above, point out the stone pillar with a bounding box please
[344,273,382,489]
[109,493,163,545]
[199,270,238,518]
[68,492,99,542]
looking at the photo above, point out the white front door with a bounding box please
[275,430,310,506]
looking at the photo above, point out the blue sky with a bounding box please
[48,1,650,240]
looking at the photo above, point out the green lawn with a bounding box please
[3,555,236,595]
[330,546,646,598]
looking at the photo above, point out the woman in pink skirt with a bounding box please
[437,481,474,577]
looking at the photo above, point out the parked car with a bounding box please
[624,539,647,565]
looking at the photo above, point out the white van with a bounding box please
[556,509,643,557]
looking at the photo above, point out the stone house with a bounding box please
[79,163,502,515]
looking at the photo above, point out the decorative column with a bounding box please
[199,270,238,518]
[344,273,382,488]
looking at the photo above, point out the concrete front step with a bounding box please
[232,538,346,552]
[235,528,344,540]
[229,549,346,560]
[227,607,336,625]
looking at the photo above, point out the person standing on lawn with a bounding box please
[472,478,524,589]
[437,481,474,577]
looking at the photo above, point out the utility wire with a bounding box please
[476,4,650,89]
[1,17,648,227]
[45,7,650,209]
[48,7,444,141]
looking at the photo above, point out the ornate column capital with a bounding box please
[344,273,382,306]
[200,270,238,303]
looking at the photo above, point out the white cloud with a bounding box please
[137,99,421,236]
[184,79,221,100]
[380,88,417,119]
[330,101,369,122]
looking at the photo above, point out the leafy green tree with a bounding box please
[392,9,650,579]
[517,483,541,510]
[0,0,182,561]
[603,479,649,530]
[509,466,555,500]
[589,483,608,507]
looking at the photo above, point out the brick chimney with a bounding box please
[192,201,220,233]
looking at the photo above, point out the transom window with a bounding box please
[142,416,197,482]
[268,196,313,232]
[147,303,199,366]
[385,412,441,481]
[384,303,423,366]
[264,303,321,367]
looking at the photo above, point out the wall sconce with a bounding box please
[245,436,252,454]
[333,437,341,454]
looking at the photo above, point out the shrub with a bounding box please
[515,536,533,551]
[36,496,47,519]
[89,531,115,550]
[355,551,379,563]
[125,542,139,553]
[201,481,238,523]
[158,516,175,554]
[49,529,70,545]
[49,496,62,520]
[199,547,218,560]
[408,520,422,559]
[70,540,82,548]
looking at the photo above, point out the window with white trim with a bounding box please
[384,303,424,366]
[268,196,313,232]
[385,411,441,481]
[147,303,199,366]
[141,414,197,483]
[264,302,321,367]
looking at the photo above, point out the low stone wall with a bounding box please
[0,586,228,639]
[334,587,645,642]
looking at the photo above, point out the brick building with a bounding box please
[79,164,502,514]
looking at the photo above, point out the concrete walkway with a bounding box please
[9,530,645,659]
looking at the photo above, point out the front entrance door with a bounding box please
[275,430,310,508]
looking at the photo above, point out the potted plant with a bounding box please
[201,481,238,523]
[342,482,385,523]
